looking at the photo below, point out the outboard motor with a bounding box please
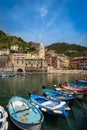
[42,85,46,89]
[12,92,16,97]
[59,84,62,88]
[65,82,67,85]
[28,91,32,97]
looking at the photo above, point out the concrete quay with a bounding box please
[47,69,87,74]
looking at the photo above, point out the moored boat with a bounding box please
[29,94,70,118]
[8,96,44,130]
[61,82,87,95]
[83,77,87,80]
[42,86,74,107]
[0,105,8,130]
[54,84,84,100]
[0,73,15,78]
[76,79,87,84]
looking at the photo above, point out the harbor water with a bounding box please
[0,73,87,130]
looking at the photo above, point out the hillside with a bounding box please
[0,30,87,58]
[0,30,27,49]
[46,42,87,58]
[0,30,37,52]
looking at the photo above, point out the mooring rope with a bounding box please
[64,111,73,130]
[75,99,84,108]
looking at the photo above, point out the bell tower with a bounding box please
[39,42,45,59]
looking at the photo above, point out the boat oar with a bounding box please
[59,84,62,88]
[16,108,30,113]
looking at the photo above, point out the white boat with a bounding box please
[54,84,84,100]
[0,106,8,130]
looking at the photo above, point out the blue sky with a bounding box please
[0,0,87,47]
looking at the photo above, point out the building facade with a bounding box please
[10,42,47,72]
[0,49,10,55]
[70,56,87,69]
[45,51,69,69]
[10,53,47,72]
[10,45,19,51]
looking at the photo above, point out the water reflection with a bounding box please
[0,73,87,130]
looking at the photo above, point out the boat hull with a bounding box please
[74,92,84,99]
[30,95,70,118]
[0,73,15,77]
[61,84,87,95]
[43,89,74,107]
[0,106,8,130]
[8,96,44,130]
[76,79,87,84]
[55,87,83,100]
[10,116,42,130]
[41,108,69,117]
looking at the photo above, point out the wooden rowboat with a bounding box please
[61,82,87,95]
[8,96,44,130]
[29,94,70,118]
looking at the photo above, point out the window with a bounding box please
[17,60,19,64]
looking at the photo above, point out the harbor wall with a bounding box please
[47,69,87,74]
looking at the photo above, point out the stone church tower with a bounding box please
[38,42,45,59]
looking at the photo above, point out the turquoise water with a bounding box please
[0,73,87,130]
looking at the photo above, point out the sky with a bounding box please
[0,0,87,47]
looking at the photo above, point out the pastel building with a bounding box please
[70,56,87,69]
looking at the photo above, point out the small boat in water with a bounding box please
[76,79,87,84]
[29,94,70,118]
[0,105,8,130]
[54,84,84,100]
[61,82,87,95]
[83,77,87,80]
[42,86,74,107]
[8,96,44,130]
[0,73,15,78]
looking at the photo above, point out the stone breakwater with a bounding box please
[47,69,87,74]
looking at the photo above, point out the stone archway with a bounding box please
[17,68,23,72]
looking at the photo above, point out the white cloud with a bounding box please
[41,0,68,34]
[39,6,48,18]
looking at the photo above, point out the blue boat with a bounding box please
[42,86,74,107]
[0,73,15,77]
[54,84,83,100]
[8,96,44,130]
[62,82,87,95]
[29,94,70,118]
[66,82,87,89]
[76,79,87,84]
[0,105,8,130]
